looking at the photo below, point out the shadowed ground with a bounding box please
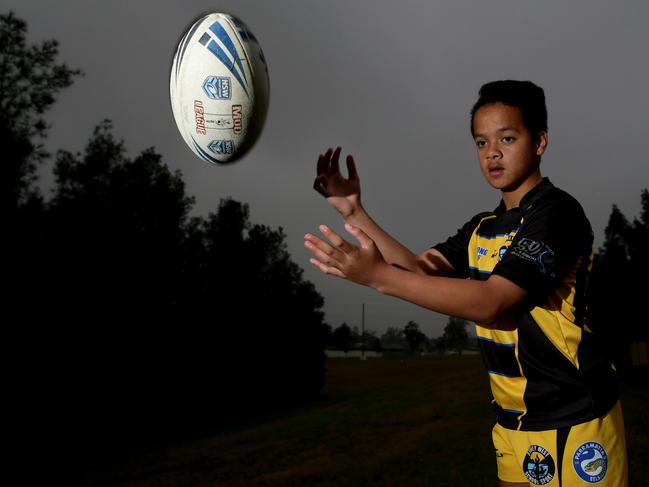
[79,355,648,486]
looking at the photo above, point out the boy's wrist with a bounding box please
[371,263,399,295]
[344,204,367,225]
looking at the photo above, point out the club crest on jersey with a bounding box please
[523,445,555,485]
[510,238,555,277]
[573,442,608,483]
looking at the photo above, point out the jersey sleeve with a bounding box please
[491,191,593,304]
[433,212,490,278]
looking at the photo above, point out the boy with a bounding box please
[304,80,627,486]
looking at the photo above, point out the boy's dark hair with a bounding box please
[470,80,548,140]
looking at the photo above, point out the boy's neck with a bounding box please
[501,171,544,210]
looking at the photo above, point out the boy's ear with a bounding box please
[535,131,548,156]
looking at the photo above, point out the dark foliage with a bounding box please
[441,316,469,355]
[0,11,82,213]
[404,320,426,353]
[588,192,649,377]
[9,120,328,478]
[332,323,353,352]
[2,12,326,480]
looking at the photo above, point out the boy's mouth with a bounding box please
[488,165,504,177]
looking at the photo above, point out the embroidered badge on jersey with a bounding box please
[573,441,608,483]
[523,444,555,485]
[510,237,556,277]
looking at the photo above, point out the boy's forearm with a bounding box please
[345,206,420,272]
[371,264,510,326]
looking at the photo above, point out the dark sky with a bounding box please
[7,0,649,337]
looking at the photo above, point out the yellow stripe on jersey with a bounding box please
[530,296,583,369]
[435,178,619,431]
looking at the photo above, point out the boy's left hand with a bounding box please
[304,223,389,288]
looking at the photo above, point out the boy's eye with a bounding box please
[502,136,514,143]
[476,140,486,148]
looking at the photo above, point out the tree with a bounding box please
[404,320,427,353]
[0,11,82,212]
[361,329,382,352]
[345,326,379,351]
[1,11,82,328]
[320,322,333,348]
[24,121,198,452]
[627,189,649,337]
[332,323,353,352]
[180,197,328,404]
[2,16,83,475]
[381,326,407,350]
[13,119,328,463]
[47,120,193,323]
[589,204,634,371]
[600,205,631,263]
[433,336,448,355]
[441,316,469,355]
[589,190,649,374]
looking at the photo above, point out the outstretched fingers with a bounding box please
[316,147,349,178]
[308,256,346,277]
[313,174,327,196]
[330,146,342,175]
[318,224,356,253]
[314,148,337,196]
[346,154,359,181]
[304,231,341,264]
[344,223,373,249]
[305,225,353,257]
[304,225,357,277]
[316,149,330,177]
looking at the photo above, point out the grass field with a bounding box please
[82,355,648,486]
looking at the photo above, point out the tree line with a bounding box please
[589,191,649,375]
[2,12,327,472]
[326,316,471,355]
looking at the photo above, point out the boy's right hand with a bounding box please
[313,147,361,218]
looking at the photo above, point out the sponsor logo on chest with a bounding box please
[475,232,517,266]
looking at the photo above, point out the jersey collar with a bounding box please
[494,177,554,215]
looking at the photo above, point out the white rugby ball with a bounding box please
[170,13,270,164]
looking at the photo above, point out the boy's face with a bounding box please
[472,103,547,193]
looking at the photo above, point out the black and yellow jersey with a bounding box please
[434,178,618,431]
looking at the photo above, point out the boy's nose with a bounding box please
[487,149,502,160]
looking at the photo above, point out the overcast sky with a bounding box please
[6,0,649,337]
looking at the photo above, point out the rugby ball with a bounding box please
[170,13,270,164]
